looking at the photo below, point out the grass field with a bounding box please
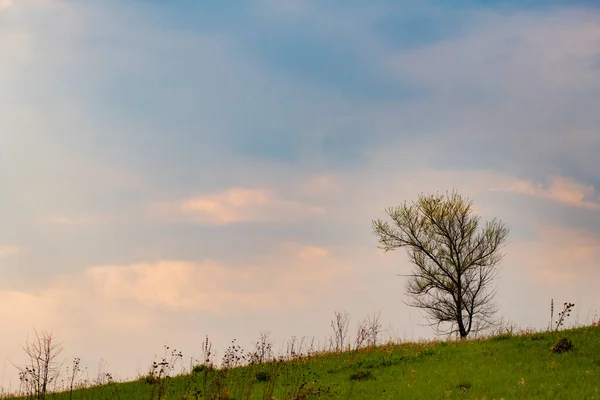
[3,324,599,399]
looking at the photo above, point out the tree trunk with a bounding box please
[456,277,468,339]
[457,310,468,338]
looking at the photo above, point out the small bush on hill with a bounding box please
[349,369,374,381]
[551,337,574,354]
[255,371,271,382]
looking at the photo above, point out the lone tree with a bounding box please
[372,191,509,339]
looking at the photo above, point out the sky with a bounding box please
[1,0,600,392]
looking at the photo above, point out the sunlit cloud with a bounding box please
[297,245,328,260]
[539,226,600,263]
[0,0,13,12]
[176,188,324,225]
[1,242,348,318]
[537,269,578,284]
[496,176,600,210]
[0,291,57,325]
[0,245,23,258]
[86,261,279,313]
[85,249,347,313]
[46,213,105,226]
[506,225,600,287]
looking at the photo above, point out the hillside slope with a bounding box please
[5,325,600,399]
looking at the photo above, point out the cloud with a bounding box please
[378,8,600,181]
[505,225,600,286]
[0,245,22,258]
[539,226,600,263]
[85,261,278,313]
[0,291,57,325]
[495,176,600,210]
[0,0,12,12]
[175,188,324,225]
[46,213,106,226]
[295,174,342,199]
[297,245,328,260]
[537,269,578,284]
[41,242,348,315]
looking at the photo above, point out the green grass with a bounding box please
[5,326,600,399]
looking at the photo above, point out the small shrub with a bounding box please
[255,370,271,382]
[457,381,472,391]
[530,333,546,341]
[551,337,574,354]
[362,355,406,369]
[418,349,435,357]
[349,369,374,381]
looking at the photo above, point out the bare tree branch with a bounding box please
[15,329,63,399]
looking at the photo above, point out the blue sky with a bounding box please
[1,0,600,391]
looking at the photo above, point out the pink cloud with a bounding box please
[0,241,349,342]
[75,242,349,315]
[0,291,57,325]
[537,269,578,284]
[507,225,600,285]
[85,261,279,313]
[176,188,324,225]
[0,245,23,258]
[46,213,106,226]
[0,0,13,12]
[496,176,600,210]
[539,226,600,263]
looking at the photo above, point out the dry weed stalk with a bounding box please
[330,311,351,352]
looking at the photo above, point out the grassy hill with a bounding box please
[4,325,600,400]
